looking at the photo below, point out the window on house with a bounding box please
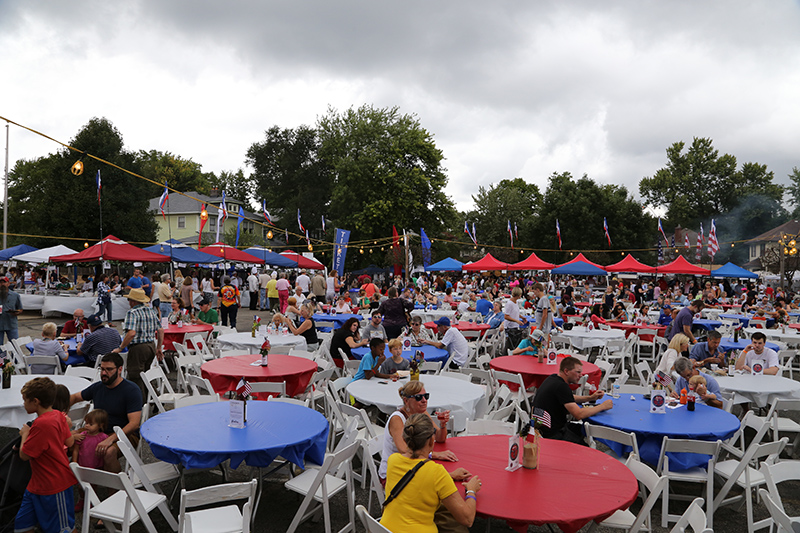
[177,216,185,228]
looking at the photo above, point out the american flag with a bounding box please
[603,217,612,246]
[532,407,551,428]
[695,223,703,262]
[96,170,102,204]
[297,209,305,232]
[708,219,719,259]
[236,378,251,398]
[262,200,272,224]
[507,220,514,249]
[158,183,168,219]
[658,218,669,244]
[556,219,562,249]
[655,370,673,387]
[684,233,690,249]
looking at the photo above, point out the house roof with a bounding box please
[147,191,263,221]
[746,219,800,244]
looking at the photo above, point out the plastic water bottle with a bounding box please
[612,384,620,399]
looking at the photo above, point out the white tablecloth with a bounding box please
[562,328,625,351]
[410,309,457,321]
[0,375,92,427]
[346,374,485,432]
[40,294,129,320]
[743,328,800,346]
[19,294,45,311]
[717,374,800,407]
[216,332,308,352]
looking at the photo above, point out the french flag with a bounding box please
[158,183,168,219]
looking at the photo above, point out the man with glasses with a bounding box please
[361,311,387,340]
[69,352,142,472]
[532,356,611,445]
[0,275,23,345]
[60,308,87,339]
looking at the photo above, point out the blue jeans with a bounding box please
[98,299,112,322]
[0,327,19,345]
[159,302,172,318]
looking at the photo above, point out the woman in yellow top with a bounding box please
[381,414,481,533]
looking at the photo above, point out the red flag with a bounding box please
[198,204,208,248]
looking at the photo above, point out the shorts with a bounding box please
[15,487,75,533]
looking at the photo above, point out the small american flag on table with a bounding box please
[532,408,551,428]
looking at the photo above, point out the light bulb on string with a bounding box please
[359,248,364,254]
[71,156,85,176]
[308,243,313,251]
[84,242,89,248]
[267,230,273,240]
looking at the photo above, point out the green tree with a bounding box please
[530,172,654,264]
[317,104,457,269]
[208,169,254,207]
[466,178,542,262]
[640,137,783,227]
[8,117,158,247]
[246,125,330,234]
[785,167,800,218]
[135,150,213,196]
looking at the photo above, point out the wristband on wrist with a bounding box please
[465,489,476,495]
[465,494,476,501]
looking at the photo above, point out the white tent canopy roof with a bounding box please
[12,245,79,264]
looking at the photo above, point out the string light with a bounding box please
[71,156,85,176]
[308,243,313,251]
[267,230,273,240]
[83,242,89,248]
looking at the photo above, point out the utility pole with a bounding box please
[3,122,9,249]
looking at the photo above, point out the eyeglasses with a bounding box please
[406,393,430,401]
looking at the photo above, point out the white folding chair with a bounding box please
[355,504,391,533]
[114,426,180,498]
[758,488,799,533]
[175,394,219,408]
[284,441,359,533]
[185,374,219,398]
[248,381,286,398]
[24,354,63,374]
[634,361,653,387]
[584,423,640,461]
[268,395,310,407]
[187,333,214,360]
[2,342,26,373]
[463,418,515,436]
[760,461,800,530]
[178,480,257,533]
[598,456,666,532]
[143,366,188,414]
[491,369,531,411]
[419,361,442,374]
[617,384,650,395]
[758,398,800,456]
[594,359,614,391]
[299,367,335,412]
[669,497,711,533]
[70,462,178,533]
[656,437,721,528]
[65,365,100,381]
[12,336,33,356]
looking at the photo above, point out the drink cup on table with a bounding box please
[435,410,450,442]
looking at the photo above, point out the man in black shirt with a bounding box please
[531,356,612,445]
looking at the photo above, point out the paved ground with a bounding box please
[3,307,800,532]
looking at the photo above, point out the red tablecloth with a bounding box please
[490,355,601,390]
[605,321,666,341]
[201,354,316,397]
[434,436,638,533]
[788,323,800,331]
[163,323,213,351]
[574,302,592,308]
[425,321,491,336]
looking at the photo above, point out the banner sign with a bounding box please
[332,229,351,274]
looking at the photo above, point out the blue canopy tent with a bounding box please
[425,257,464,272]
[243,247,297,268]
[710,262,758,279]
[551,261,608,276]
[0,244,38,261]
[143,239,222,264]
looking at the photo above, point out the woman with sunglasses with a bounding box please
[380,381,466,483]
[381,414,481,532]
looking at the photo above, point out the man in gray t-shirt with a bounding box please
[533,283,552,333]
[361,311,387,340]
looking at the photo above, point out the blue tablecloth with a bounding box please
[141,401,328,470]
[351,344,449,363]
[693,319,722,331]
[719,314,775,328]
[719,337,780,352]
[587,394,739,469]
[553,317,564,327]
[27,338,85,367]
[312,313,362,332]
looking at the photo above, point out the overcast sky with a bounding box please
[2,1,799,213]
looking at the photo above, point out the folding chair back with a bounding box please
[656,437,720,528]
[249,381,286,398]
[585,423,640,460]
[65,365,100,381]
[179,479,257,533]
[186,374,218,397]
[24,354,63,374]
[669,497,709,533]
[758,489,798,533]
[464,418,515,436]
[355,504,392,533]
[187,333,213,360]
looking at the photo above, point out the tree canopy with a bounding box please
[7,118,158,247]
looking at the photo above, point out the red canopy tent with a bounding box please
[657,256,711,275]
[462,253,511,272]
[50,235,170,263]
[508,252,555,271]
[280,251,325,270]
[199,243,264,264]
[554,253,605,270]
[604,254,656,274]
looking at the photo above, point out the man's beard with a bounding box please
[101,369,119,384]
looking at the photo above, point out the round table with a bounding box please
[410,309,456,321]
[351,344,449,363]
[312,313,362,331]
[719,314,775,328]
[716,374,800,407]
[561,328,625,351]
[216,332,308,352]
[490,355,601,390]
[162,323,213,351]
[587,394,740,468]
[424,321,490,336]
[0,374,93,427]
[744,327,800,346]
[141,401,328,469]
[434,435,638,533]
[27,338,84,367]
[692,318,723,331]
[605,322,667,340]
[346,374,484,432]
[719,337,780,352]
[201,354,317,397]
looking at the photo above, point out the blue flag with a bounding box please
[235,206,245,247]
[420,228,432,267]
[332,229,351,274]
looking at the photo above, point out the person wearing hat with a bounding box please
[76,313,121,366]
[512,328,545,356]
[422,317,469,369]
[0,275,23,344]
[112,288,163,397]
[192,296,219,326]
[246,269,260,311]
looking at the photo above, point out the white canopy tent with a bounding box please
[12,245,79,264]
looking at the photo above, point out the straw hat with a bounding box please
[125,288,150,304]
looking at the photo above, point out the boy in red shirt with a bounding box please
[16,377,76,533]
